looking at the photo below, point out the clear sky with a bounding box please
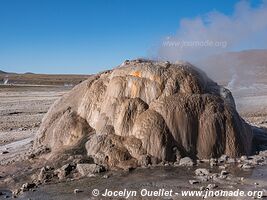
[0,0,262,74]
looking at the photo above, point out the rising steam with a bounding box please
[157,0,267,63]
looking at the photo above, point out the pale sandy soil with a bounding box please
[0,83,266,200]
[231,83,267,128]
[0,86,69,165]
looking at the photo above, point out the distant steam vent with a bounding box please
[3,76,9,85]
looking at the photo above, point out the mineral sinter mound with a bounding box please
[34,59,253,170]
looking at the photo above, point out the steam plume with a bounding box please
[157,0,267,63]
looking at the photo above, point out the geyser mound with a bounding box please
[34,60,252,169]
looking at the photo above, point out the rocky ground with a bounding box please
[0,85,69,166]
[0,80,267,199]
[231,83,267,128]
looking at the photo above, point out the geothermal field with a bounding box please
[0,59,267,200]
[3,0,267,199]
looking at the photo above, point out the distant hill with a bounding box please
[198,49,267,85]
[0,70,7,74]
[0,73,90,86]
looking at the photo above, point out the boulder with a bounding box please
[76,164,105,176]
[34,59,254,169]
[54,163,76,180]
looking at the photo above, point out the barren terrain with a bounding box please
[0,85,70,166]
[0,73,89,86]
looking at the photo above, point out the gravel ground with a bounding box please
[0,85,69,165]
[231,83,267,128]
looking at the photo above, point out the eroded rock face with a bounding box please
[34,59,253,170]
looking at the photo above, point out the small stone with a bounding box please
[227,158,236,163]
[12,189,21,196]
[197,176,209,182]
[87,174,96,178]
[211,173,219,179]
[164,61,170,67]
[28,154,35,159]
[76,164,105,176]
[56,163,76,179]
[199,186,205,191]
[240,163,254,169]
[210,158,217,167]
[179,157,194,166]
[218,155,229,163]
[45,166,52,170]
[2,151,9,155]
[252,156,264,165]
[197,159,203,164]
[18,127,27,131]
[219,165,226,170]
[189,180,199,184]
[195,168,210,176]
[103,174,109,179]
[219,175,227,180]
[220,170,229,176]
[21,183,36,192]
[240,177,245,181]
[240,155,248,161]
[74,189,82,194]
[206,184,217,190]
[38,166,54,182]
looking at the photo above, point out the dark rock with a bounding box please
[189,180,199,184]
[206,184,217,190]
[220,170,229,176]
[238,163,254,169]
[38,166,54,182]
[28,154,35,159]
[55,163,76,180]
[210,158,217,167]
[74,189,82,194]
[21,183,36,192]
[195,168,210,176]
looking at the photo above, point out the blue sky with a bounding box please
[0,0,262,74]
